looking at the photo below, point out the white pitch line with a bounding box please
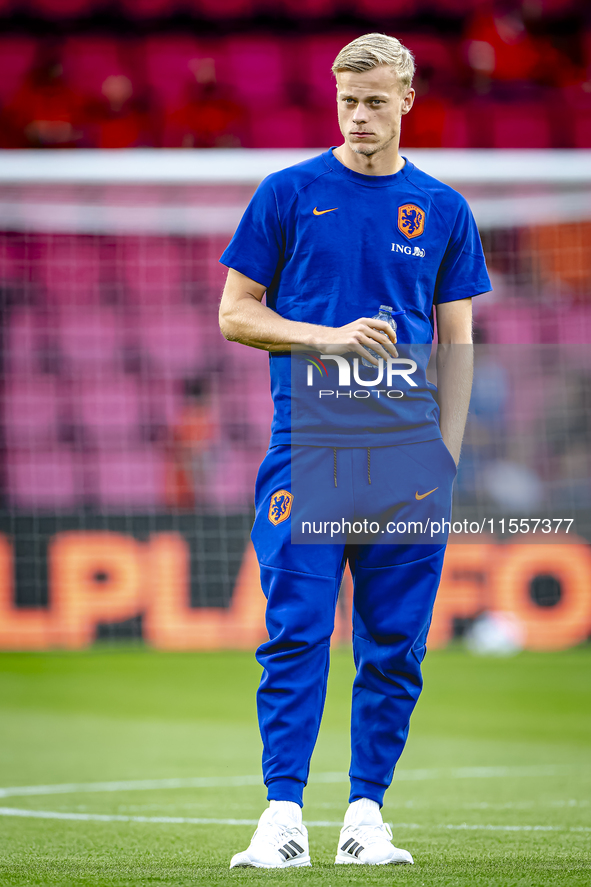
[1,807,589,833]
[0,775,264,799]
[0,765,578,800]
[0,808,260,825]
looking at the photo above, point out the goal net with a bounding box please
[1,148,590,651]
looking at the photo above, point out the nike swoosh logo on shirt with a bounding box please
[313,207,338,215]
[415,488,438,500]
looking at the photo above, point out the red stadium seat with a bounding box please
[28,0,97,18]
[93,449,167,509]
[0,36,38,105]
[120,0,182,17]
[0,238,21,283]
[187,0,255,19]
[552,308,591,345]
[122,237,184,305]
[38,237,102,306]
[3,376,61,448]
[402,99,469,148]
[71,376,143,447]
[244,385,274,442]
[140,378,184,429]
[206,442,261,508]
[220,35,287,105]
[556,81,591,148]
[61,36,138,100]
[5,309,49,376]
[491,103,552,148]
[426,0,476,14]
[143,34,203,109]
[583,28,591,69]
[249,105,306,148]
[401,34,461,85]
[135,307,207,378]
[504,350,548,436]
[351,0,417,19]
[301,106,342,149]
[536,0,582,13]
[466,100,552,148]
[477,302,545,344]
[219,345,273,447]
[56,308,124,376]
[6,449,82,510]
[573,110,591,149]
[9,236,46,284]
[440,105,470,148]
[224,383,273,444]
[278,0,340,20]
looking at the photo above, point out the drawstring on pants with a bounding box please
[332,447,372,487]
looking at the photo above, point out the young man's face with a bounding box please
[335,65,414,158]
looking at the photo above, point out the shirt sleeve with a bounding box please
[434,197,492,304]
[219,175,285,288]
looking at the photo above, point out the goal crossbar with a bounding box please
[0,149,590,185]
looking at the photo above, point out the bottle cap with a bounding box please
[379,305,393,313]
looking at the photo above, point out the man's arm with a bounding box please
[435,297,474,466]
[218,268,398,363]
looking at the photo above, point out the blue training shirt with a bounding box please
[220,148,491,447]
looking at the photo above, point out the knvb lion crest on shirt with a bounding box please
[398,203,425,240]
[268,489,293,525]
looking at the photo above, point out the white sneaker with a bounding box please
[335,798,414,866]
[229,802,311,869]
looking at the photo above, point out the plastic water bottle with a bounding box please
[361,305,397,367]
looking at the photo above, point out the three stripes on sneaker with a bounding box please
[340,837,365,858]
[277,839,305,860]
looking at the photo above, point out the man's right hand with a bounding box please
[220,270,399,361]
[320,318,398,364]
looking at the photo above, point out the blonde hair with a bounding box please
[332,33,415,89]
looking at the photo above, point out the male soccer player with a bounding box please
[218,32,491,868]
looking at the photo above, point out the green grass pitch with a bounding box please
[0,645,590,886]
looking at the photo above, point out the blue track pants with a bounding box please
[251,439,456,808]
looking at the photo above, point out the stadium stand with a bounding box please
[0,0,588,148]
[0,214,589,513]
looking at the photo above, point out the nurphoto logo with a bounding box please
[303,353,418,399]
